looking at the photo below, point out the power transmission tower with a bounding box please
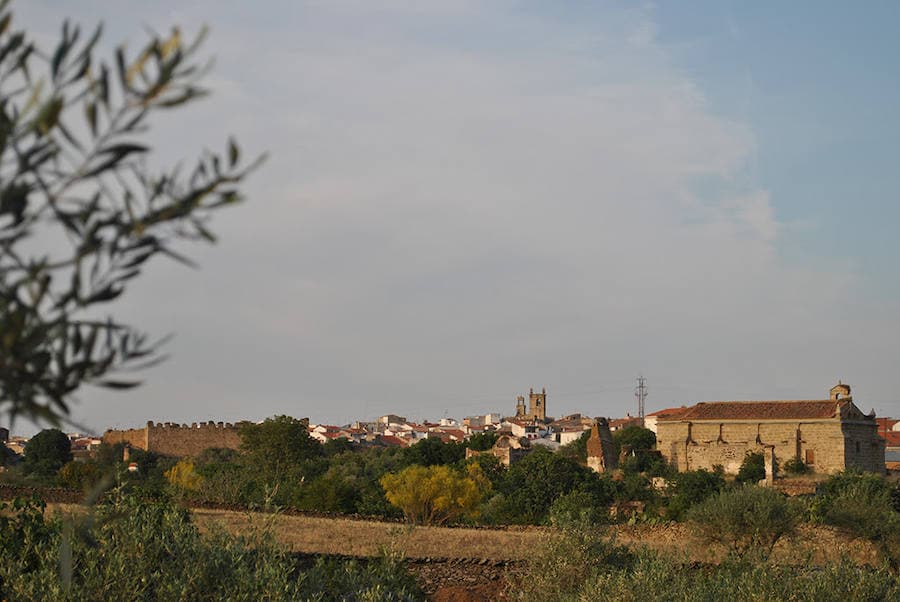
[635,375,648,426]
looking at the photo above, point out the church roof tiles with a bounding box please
[657,400,842,422]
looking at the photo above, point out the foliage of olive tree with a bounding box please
[0,1,261,425]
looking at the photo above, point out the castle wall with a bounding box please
[103,421,244,457]
[102,427,148,451]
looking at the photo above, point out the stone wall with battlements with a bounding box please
[102,421,245,457]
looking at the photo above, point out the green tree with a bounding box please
[687,485,798,559]
[612,426,656,452]
[0,3,261,426]
[400,437,465,467]
[465,431,498,452]
[497,448,599,524]
[380,464,484,525]
[22,428,71,476]
[239,416,322,481]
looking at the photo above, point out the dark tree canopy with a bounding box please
[0,3,261,425]
[239,416,322,480]
[612,426,656,452]
[22,427,71,475]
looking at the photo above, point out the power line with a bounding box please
[635,374,648,425]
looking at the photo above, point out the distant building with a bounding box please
[644,407,687,434]
[656,383,885,476]
[514,388,548,422]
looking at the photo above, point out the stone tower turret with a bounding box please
[528,387,547,422]
[830,381,851,401]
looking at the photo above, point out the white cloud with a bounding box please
[13,2,900,432]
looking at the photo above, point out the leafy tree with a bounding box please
[22,428,71,476]
[239,416,322,482]
[462,453,506,489]
[380,464,484,525]
[400,437,465,467]
[164,458,203,494]
[497,447,598,524]
[0,3,260,426]
[612,426,656,453]
[465,431,498,452]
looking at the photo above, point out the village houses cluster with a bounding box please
[3,382,897,476]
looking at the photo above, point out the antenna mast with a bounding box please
[635,375,648,426]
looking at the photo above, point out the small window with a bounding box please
[855,441,861,453]
[805,449,815,465]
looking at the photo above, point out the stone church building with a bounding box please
[656,383,885,475]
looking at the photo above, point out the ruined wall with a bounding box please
[102,427,148,451]
[103,421,244,457]
[586,418,617,474]
[656,420,869,475]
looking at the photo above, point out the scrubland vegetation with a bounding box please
[2,420,899,598]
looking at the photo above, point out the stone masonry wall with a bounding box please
[103,421,244,457]
[102,427,148,451]
[842,422,885,473]
[656,420,862,475]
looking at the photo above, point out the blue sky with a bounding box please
[13,2,900,434]
[655,2,900,288]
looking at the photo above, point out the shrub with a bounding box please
[511,517,634,600]
[381,464,484,525]
[822,480,900,570]
[0,491,422,600]
[666,469,725,521]
[736,451,766,484]
[58,461,102,491]
[687,485,798,559]
[783,457,811,475]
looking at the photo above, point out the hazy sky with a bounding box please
[16,1,900,434]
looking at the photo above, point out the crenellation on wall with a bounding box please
[103,420,247,457]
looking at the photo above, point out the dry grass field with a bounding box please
[45,504,878,566]
[191,509,880,566]
[192,509,543,560]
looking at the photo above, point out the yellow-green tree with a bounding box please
[165,459,203,493]
[380,465,484,526]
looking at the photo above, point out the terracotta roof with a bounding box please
[379,435,408,447]
[647,407,687,418]
[658,400,841,421]
[881,431,900,448]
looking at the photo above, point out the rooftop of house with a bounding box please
[657,399,857,422]
[646,407,688,418]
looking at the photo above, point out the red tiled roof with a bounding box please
[647,407,687,418]
[658,400,841,421]
[379,435,408,447]
[881,431,900,448]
